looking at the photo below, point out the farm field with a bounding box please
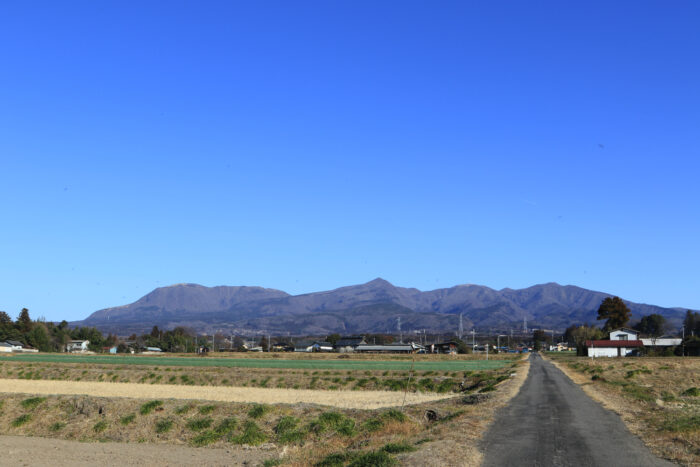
[547,354,700,466]
[0,354,529,465]
[0,354,517,394]
[0,352,512,371]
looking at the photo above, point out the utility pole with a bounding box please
[682,325,685,357]
[471,329,475,352]
[459,313,463,340]
[397,317,402,343]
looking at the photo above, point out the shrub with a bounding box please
[275,416,306,443]
[312,412,356,436]
[214,417,238,435]
[174,403,194,414]
[120,414,136,425]
[248,404,271,419]
[383,409,407,423]
[21,397,46,410]
[49,422,65,432]
[93,420,108,433]
[191,430,221,447]
[381,442,417,454]
[12,414,31,427]
[362,418,384,432]
[232,421,267,446]
[681,387,700,397]
[198,404,216,415]
[155,419,174,433]
[187,417,213,431]
[140,400,163,415]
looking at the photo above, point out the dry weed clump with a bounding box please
[548,355,700,466]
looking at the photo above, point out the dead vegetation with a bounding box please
[547,355,700,466]
[0,356,529,466]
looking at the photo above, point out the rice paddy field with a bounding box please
[0,353,527,466]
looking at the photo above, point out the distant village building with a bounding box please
[334,336,367,352]
[65,340,90,353]
[432,341,459,354]
[640,336,682,348]
[312,341,334,352]
[0,342,12,353]
[355,342,423,354]
[587,329,643,357]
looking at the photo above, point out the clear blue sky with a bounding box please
[1,1,698,322]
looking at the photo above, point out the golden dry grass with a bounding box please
[0,378,451,409]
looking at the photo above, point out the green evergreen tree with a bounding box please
[596,297,631,331]
[17,308,32,333]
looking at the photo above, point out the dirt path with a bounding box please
[0,434,275,466]
[481,354,672,467]
[0,378,450,409]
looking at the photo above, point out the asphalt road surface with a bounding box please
[482,353,673,467]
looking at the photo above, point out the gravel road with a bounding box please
[481,353,673,467]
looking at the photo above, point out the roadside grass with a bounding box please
[120,413,136,425]
[140,400,163,415]
[549,355,700,466]
[21,397,46,410]
[248,404,271,419]
[155,418,174,433]
[11,413,31,427]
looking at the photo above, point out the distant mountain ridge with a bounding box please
[74,279,693,335]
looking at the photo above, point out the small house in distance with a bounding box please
[66,340,90,353]
[0,342,13,353]
[587,328,643,357]
[334,336,367,353]
[432,341,459,354]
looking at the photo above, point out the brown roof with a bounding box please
[586,340,643,347]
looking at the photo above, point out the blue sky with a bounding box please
[1,1,698,322]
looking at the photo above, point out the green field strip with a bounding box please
[0,354,510,371]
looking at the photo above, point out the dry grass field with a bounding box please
[0,354,529,466]
[547,354,700,466]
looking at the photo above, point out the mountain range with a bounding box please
[73,279,693,336]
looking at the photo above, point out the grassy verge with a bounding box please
[547,355,700,466]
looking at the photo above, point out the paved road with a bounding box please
[482,353,673,467]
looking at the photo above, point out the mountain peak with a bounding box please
[365,278,394,288]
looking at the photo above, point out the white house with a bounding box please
[65,340,90,352]
[640,336,683,347]
[609,328,639,341]
[0,342,13,353]
[5,340,25,352]
[587,329,643,357]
